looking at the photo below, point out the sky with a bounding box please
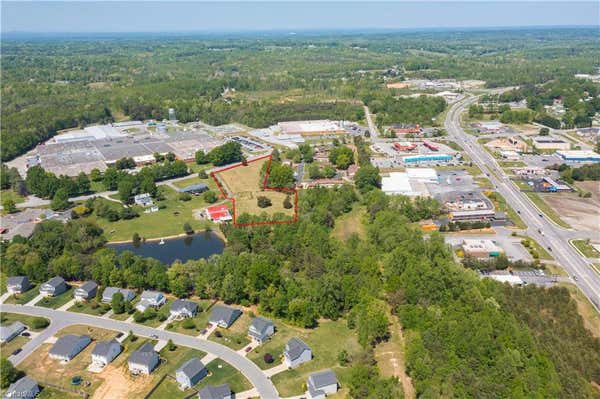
[1,1,598,33]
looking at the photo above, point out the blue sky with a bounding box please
[1,1,598,33]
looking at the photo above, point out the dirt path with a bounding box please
[91,366,148,399]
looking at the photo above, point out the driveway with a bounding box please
[0,304,279,399]
[25,293,44,306]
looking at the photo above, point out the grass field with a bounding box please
[208,312,252,351]
[331,205,366,241]
[89,186,218,242]
[1,335,29,357]
[36,287,73,309]
[0,189,26,204]
[37,387,82,399]
[525,192,571,229]
[3,285,39,305]
[68,301,111,316]
[571,239,600,258]
[1,313,50,331]
[254,319,362,398]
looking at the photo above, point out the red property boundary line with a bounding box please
[210,154,299,227]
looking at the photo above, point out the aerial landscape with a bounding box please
[1,1,599,398]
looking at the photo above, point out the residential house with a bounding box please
[306,370,338,399]
[6,276,30,295]
[74,281,98,301]
[283,337,312,368]
[49,334,91,362]
[102,287,136,304]
[209,305,242,328]
[136,290,166,312]
[128,343,160,375]
[3,376,40,399]
[134,193,153,207]
[248,317,275,344]
[197,384,232,399]
[91,339,122,367]
[178,184,209,194]
[0,321,26,343]
[175,357,207,390]
[39,276,67,297]
[170,300,199,319]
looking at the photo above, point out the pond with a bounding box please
[107,231,225,265]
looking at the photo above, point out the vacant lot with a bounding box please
[525,192,571,229]
[542,187,600,232]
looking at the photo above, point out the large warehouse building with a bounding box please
[556,150,600,162]
[277,120,346,137]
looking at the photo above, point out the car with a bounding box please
[151,334,158,339]
[573,275,579,281]
[547,246,552,251]
[21,332,30,337]
[539,214,543,217]
[517,210,521,214]
[245,346,253,353]
[12,348,22,356]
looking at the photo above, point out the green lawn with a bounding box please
[571,239,600,258]
[37,387,82,399]
[3,285,39,305]
[1,313,49,332]
[208,312,252,351]
[524,192,571,229]
[88,186,218,242]
[1,189,26,204]
[1,335,29,357]
[68,300,111,316]
[258,319,362,397]
[484,191,527,229]
[134,298,174,328]
[165,301,212,336]
[36,287,73,309]
[109,297,140,320]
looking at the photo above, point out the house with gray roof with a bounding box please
[306,369,338,399]
[175,357,207,390]
[209,305,242,328]
[49,334,91,362]
[135,290,166,312]
[170,300,199,319]
[0,321,26,343]
[284,337,312,369]
[39,276,67,297]
[198,384,232,399]
[3,376,39,399]
[248,316,275,344]
[6,276,30,295]
[74,281,98,301]
[128,343,159,375]
[178,183,209,194]
[91,339,122,367]
[102,287,136,303]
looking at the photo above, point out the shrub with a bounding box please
[31,317,49,329]
[283,195,293,209]
[257,196,272,208]
[183,222,194,235]
[264,353,274,364]
[181,318,196,329]
[214,331,222,338]
[179,192,192,201]
[198,170,208,179]
[167,339,176,351]
[203,190,218,204]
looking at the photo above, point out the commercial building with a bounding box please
[49,335,91,362]
[439,191,489,212]
[486,274,525,286]
[406,168,439,183]
[500,150,520,160]
[462,239,504,258]
[539,177,571,192]
[381,168,438,197]
[450,209,496,221]
[532,136,570,150]
[390,124,421,135]
[277,120,345,137]
[475,121,503,133]
[556,150,600,162]
[403,153,453,163]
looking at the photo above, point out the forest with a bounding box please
[2,27,599,160]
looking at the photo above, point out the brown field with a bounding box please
[216,158,267,194]
[541,186,600,232]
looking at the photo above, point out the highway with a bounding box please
[445,95,600,311]
[0,304,280,399]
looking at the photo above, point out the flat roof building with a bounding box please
[532,136,570,150]
[462,239,504,258]
[556,150,600,162]
[277,120,345,137]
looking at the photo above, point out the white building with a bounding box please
[306,370,338,399]
[136,291,166,312]
[91,339,122,367]
[283,338,312,369]
[128,343,159,375]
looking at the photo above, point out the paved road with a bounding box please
[446,95,600,311]
[364,105,380,141]
[0,304,280,399]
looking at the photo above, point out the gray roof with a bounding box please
[308,369,337,390]
[171,299,198,313]
[198,384,231,399]
[92,339,121,358]
[77,281,98,293]
[6,276,28,287]
[250,317,274,335]
[103,287,135,301]
[49,334,91,358]
[179,183,208,193]
[209,305,242,326]
[4,376,38,398]
[140,290,164,301]
[285,338,311,361]
[177,357,206,379]
[0,322,26,341]
[129,343,159,367]
[44,276,65,288]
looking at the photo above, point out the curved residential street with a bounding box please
[0,303,280,399]
[445,95,600,311]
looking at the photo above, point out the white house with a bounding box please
[248,317,275,344]
[175,357,207,390]
[136,290,166,312]
[283,337,312,368]
[128,343,159,375]
[170,300,199,319]
[39,276,67,297]
[49,335,91,362]
[306,370,338,399]
[134,193,153,207]
[91,339,122,367]
[6,276,30,295]
[74,281,98,301]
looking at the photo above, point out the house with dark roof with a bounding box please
[248,316,274,344]
[49,334,91,362]
[6,276,30,295]
[74,281,98,301]
[178,183,209,194]
[175,357,207,390]
[39,276,67,297]
[91,339,122,367]
[102,287,136,303]
[197,384,232,399]
[306,369,338,399]
[128,343,159,375]
[170,300,199,319]
[209,305,242,328]
[284,337,312,368]
[0,321,26,343]
[3,376,39,399]
[135,290,166,312]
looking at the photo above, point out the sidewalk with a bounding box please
[25,293,44,306]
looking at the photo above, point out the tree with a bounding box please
[283,195,293,209]
[132,232,141,246]
[539,127,550,136]
[183,222,194,235]
[0,357,22,389]
[195,150,209,164]
[257,196,272,208]
[198,170,208,179]
[208,142,243,166]
[329,146,355,170]
[90,168,103,182]
[308,164,322,179]
[203,190,217,203]
[179,192,192,201]
[354,165,381,193]
[264,353,274,364]
[117,176,136,203]
[51,187,70,210]
[31,317,49,329]
[75,172,91,194]
[267,163,295,188]
[2,198,17,214]
[111,292,125,314]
